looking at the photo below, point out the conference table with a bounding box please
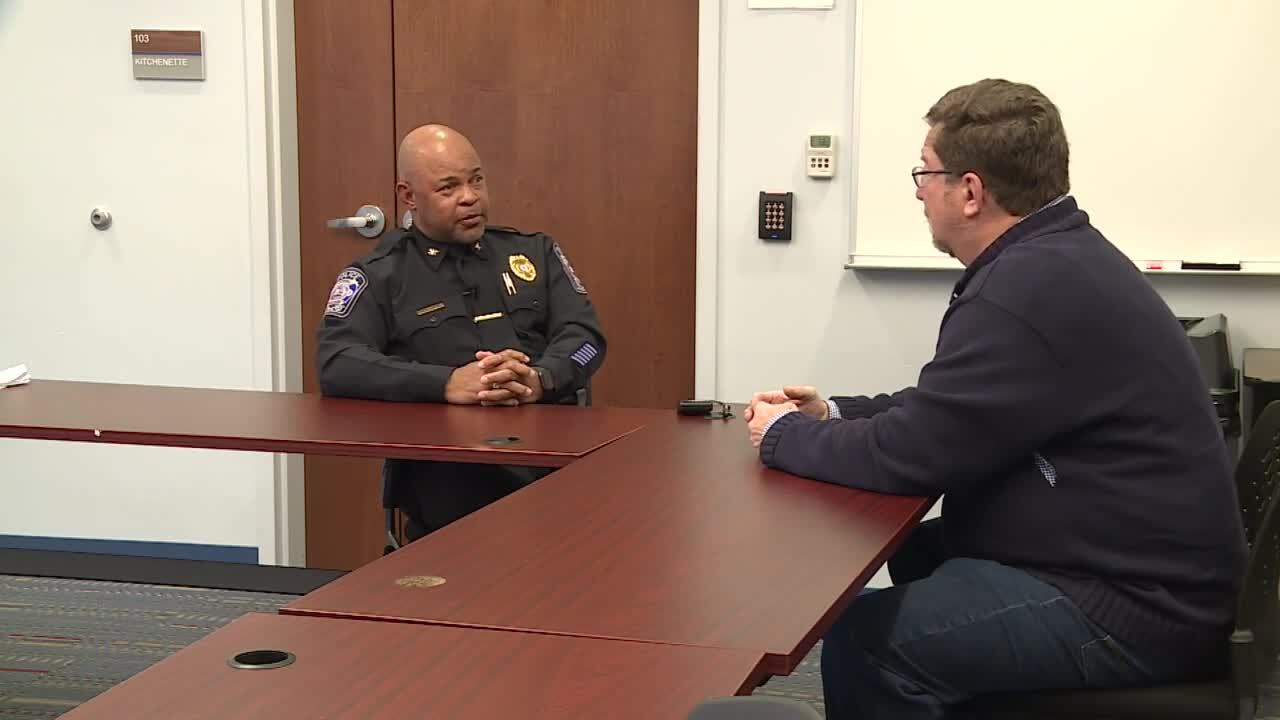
[59,613,769,719]
[282,403,930,675]
[0,379,931,716]
[0,379,652,466]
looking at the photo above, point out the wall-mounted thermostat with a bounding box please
[806,133,835,178]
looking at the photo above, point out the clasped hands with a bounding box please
[445,349,544,406]
[744,385,829,448]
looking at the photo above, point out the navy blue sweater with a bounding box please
[761,197,1246,666]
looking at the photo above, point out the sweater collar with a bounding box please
[951,195,1077,302]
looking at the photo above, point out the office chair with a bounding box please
[1238,400,1280,546]
[957,404,1280,719]
[686,696,822,720]
[381,463,404,555]
[381,384,592,554]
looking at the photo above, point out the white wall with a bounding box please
[698,0,1280,585]
[0,0,298,564]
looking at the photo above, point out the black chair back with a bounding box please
[1237,400,1280,545]
[1233,471,1280,714]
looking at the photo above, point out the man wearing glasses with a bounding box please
[744,79,1246,719]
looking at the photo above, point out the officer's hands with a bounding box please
[743,385,827,422]
[485,366,542,406]
[476,349,542,406]
[476,349,530,368]
[444,361,491,405]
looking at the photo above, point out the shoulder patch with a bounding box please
[324,267,368,318]
[552,242,587,295]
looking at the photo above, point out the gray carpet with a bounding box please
[755,640,827,713]
[0,575,295,719]
[2,573,1278,718]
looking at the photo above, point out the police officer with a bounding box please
[316,124,607,540]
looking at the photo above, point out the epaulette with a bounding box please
[485,225,541,238]
[364,228,413,262]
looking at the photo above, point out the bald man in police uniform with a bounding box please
[316,124,607,540]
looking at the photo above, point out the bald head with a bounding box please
[395,124,490,244]
[397,124,480,183]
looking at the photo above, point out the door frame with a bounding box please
[695,0,721,401]
[262,0,724,565]
[256,0,304,567]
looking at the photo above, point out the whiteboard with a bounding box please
[848,0,1280,275]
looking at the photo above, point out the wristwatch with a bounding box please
[533,366,555,393]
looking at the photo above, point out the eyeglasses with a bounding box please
[911,166,954,188]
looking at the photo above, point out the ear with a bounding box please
[395,180,415,210]
[959,172,985,219]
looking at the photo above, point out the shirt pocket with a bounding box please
[501,291,547,344]
[392,294,478,365]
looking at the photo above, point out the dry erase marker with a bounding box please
[1181,261,1242,271]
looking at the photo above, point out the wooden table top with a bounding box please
[3,379,930,680]
[283,413,933,675]
[60,613,767,720]
[0,380,652,466]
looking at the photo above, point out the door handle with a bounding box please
[326,204,386,239]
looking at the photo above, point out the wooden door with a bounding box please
[295,0,698,569]
[295,3,397,570]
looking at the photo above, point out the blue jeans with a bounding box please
[821,519,1162,719]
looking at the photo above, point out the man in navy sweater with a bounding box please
[745,79,1246,719]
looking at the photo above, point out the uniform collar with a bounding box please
[410,225,487,270]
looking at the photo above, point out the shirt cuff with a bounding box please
[761,408,800,440]
[826,399,841,420]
